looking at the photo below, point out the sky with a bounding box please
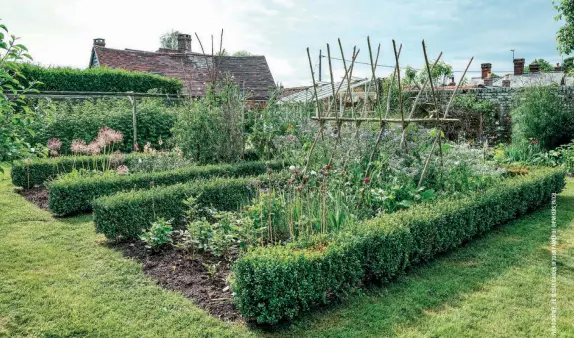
[1,0,564,86]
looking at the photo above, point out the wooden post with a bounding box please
[128,93,137,151]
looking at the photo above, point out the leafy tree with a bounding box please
[159,29,181,50]
[402,61,453,88]
[554,0,574,55]
[563,56,574,73]
[523,59,555,73]
[0,21,44,170]
[232,50,252,57]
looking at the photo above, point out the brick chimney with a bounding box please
[481,63,492,79]
[93,38,106,47]
[513,58,525,76]
[555,63,562,71]
[529,61,540,74]
[177,34,192,53]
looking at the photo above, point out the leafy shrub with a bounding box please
[19,64,182,93]
[48,160,287,215]
[511,86,574,149]
[93,171,289,240]
[10,153,155,188]
[29,98,179,154]
[232,168,566,324]
[171,79,245,164]
[140,218,174,251]
[0,21,46,169]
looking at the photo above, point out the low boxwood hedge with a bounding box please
[11,154,154,188]
[93,172,288,240]
[48,160,287,216]
[231,168,566,324]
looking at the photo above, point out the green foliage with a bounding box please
[0,20,45,169]
[19,64,182,93]
[10,153,153,188]
[554,0,574,55]
[232,50,252,56]
[139,218,174,251]
[93,171,288,240]
[182,197,258,257]
[48,160,287,216]
[232,168,566,324]
[511,86,574,149]
[402,61,453,88]
[523,59,555,73]
[30,98,179,154]
[172,79,245,163]
[159,29,181,50]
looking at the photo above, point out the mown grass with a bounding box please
[1,172,573,337]
[0,175,252,337]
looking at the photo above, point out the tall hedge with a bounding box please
[29,98,179,154]
[93,172,288,240]
[232,168,566,324]
[20,64,182,93]
[48,160,288,216]
[11,154,156,188]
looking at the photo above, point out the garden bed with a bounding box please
[17,187,49,210]
[112,239,240,321]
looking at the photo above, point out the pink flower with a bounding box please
[49,150,58,157]
[116,165,129,175]
[47,138,61,151]
[97,126,123,146]
[87,141,101,155]
[71,140,87,154]
[158,138,164,146]
[363,177,371,184]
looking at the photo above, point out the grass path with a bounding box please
[0,176,252,338]
[1,175,573,337]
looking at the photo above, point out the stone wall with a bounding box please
[409,86,574,144]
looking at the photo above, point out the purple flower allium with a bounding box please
[71,139,87,154]
[47,138,62,151]
[97,126,123,146]
[87,141,101,155]
[116,165,129,175]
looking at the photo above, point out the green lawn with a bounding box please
[1,174,573,337]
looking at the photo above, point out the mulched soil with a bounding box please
[17,187,49,211]
[112,240,241,322]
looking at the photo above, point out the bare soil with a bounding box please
[17,187,49,210]
[112,240,241,322]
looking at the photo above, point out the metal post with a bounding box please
[319,49,322,82]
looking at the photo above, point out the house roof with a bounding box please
[278,78,375,103]
[469,72,574,88]
[90,46,276,99]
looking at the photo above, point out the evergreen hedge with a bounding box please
[11,154,154,188]
[232,168,566,324]
[93,172,288,240]
[29,98,178,154]
[20,64,182,93]
[48,160,287,216]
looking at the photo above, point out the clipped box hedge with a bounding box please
[93,172,288,240]
[232,168,566,324]
[20,64,182,93]
[11,154,154,188]
[48,160,287,216]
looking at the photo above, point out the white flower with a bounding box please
[138,158,143,164]
[311,170,317,176]
[289,165,296,172]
